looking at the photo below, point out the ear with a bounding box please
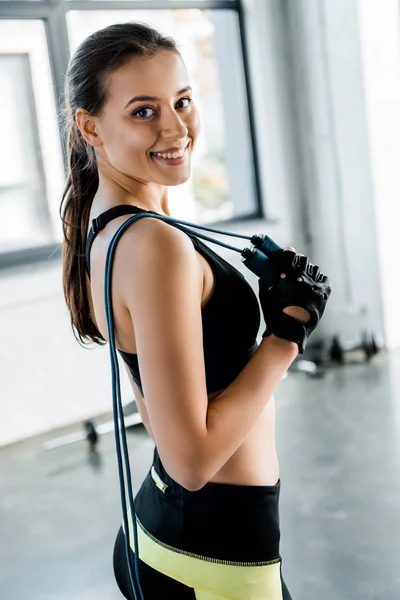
[75,108,103,147]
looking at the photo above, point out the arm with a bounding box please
[117,218,297,491]
[200,335,297,487]
[123,363,154,441]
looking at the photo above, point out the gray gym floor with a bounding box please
[1,349,400,600]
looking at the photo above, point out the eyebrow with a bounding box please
[124,86,192,109]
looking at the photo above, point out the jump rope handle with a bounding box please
[242,234,284,289]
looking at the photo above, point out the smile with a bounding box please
[150,142,190,165]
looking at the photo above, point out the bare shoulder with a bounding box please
[113,216,202,303]
[116,213,195,250]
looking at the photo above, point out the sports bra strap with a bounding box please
[85,205,158,279]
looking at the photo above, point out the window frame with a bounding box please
[0,0,265,271]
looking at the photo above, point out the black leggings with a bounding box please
[113,447,293,599]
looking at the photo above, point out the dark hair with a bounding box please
[59,22,179,346]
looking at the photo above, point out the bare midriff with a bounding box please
[204,387,279,487]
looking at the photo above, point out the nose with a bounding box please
[160,106,188,140]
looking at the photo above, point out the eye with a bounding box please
[176,97,192,108]
[133,106,156,119]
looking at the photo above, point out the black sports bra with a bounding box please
[85,205,261,397]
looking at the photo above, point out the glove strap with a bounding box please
[262,312,307,354]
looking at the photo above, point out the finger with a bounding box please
[315,271,326,283]
[311,264,321,279]
[306,262,316,277]
[280,249,296,270]
[294,254,308,271]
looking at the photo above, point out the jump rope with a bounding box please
[102,211,284,600]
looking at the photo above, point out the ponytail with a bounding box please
[60,120,104,345]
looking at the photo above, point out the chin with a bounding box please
[153,169,191,187]
[169,173,191,186]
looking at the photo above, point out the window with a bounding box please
[0,20,65,253]
[0,0,259,266]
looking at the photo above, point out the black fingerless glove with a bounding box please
[258,251,331,353]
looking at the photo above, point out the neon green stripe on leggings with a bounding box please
[124,510,283,600]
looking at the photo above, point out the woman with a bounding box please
[60,22,330,600]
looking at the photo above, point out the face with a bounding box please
[87,51,200,187]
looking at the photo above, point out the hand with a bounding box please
[258,247,331,353]
[261,247,311,324]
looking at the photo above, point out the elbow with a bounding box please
[173,460,205,492]
[178,469,204,492]
[182,478,205,492]
[157,458,202,492]
[182,463,209,492]
[157,438,207,492]
[187,480,206,492]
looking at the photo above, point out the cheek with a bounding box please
[119,124,149,151]
[105,122,153,166]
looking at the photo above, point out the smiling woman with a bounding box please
[60,20,294,600]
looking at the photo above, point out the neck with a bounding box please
[96,156,171,216]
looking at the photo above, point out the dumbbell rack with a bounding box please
[42,400,142,451]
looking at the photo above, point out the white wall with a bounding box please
[356,0,400,349]
[275,0,400,348]
[275,0,385,343]
[0,261,132,447]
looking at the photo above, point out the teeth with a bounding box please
[153,145,187,159]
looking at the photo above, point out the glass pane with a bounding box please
[66,9,256,223]
[0,20,65,252]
